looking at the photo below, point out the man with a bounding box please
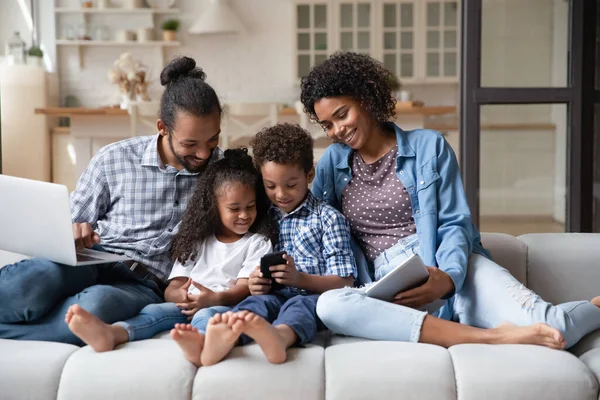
[0,58,223,344]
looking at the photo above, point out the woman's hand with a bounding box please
[270,254,302,287]
[176,281,218,317]
[248,266,271,295]
[393,267,454,308]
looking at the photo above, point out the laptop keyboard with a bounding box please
[76,253,106,262]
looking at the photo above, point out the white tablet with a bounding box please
[365,254,429,302]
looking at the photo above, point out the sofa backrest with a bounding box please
[480,232,527,285]
[519,233,600,305]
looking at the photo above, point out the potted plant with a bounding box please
[27,46,43,67]
[162,19,180,42]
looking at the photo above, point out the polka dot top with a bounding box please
[341,145,416,262]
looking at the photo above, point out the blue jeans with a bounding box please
[0,258,162,345]
[317,235,600,349]
[114,303,232,341]
[233,288,321,346]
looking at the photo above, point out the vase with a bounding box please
[163,30,177,41]
[120,93,132,110]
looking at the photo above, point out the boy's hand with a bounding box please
[270,254,302,287]
[248,266,271,295]
[176,281,218,317]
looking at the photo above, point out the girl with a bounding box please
[65,148,277,363]
[301,51,600,350]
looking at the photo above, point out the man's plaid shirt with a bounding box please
[70,134,220,280]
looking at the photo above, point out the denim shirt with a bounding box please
[311,123,491,296]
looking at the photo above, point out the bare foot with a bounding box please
[239,312,289,364]
[200,312,242,366]
[171,324,205,367]
[591,296,600,308]
[65,304,127,352]
[492,322,565,349]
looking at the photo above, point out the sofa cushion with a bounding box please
[324,341,456,400]
[519,233,600,304]
[449,344,598,400]
[480,232,527,284]
[57,340,197,400]
[193,344,325,400]
[0,339,78,400]
[579,347,600,395]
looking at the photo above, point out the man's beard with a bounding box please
[168,134,212,173]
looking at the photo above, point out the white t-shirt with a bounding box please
[168,233,273,295]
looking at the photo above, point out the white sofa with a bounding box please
[2,233,600,400]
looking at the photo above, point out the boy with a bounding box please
[171,123,357,366]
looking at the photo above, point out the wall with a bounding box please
[0,1,31,56]
[55,0,297,107]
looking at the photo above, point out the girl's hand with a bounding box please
[248,266,271,295]
[393,267,454,308]
[176,281,218,318]
[270,254,302,287]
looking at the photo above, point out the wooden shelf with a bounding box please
[56,40,180,47]
[56,40,180,68]
[55,7,180,14]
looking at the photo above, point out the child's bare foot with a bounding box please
[239,312,289,364]
[65,304,127,352]
[491,322,565,349]
[171,324,205,367]
[591,296,600,308]
[200,312,242,366]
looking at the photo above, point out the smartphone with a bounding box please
[260,251,287,291]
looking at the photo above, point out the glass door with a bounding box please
[460,0,598,233]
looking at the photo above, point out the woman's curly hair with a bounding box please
[171,147,277,264]
[300,51,397,124]
[250,123,314,173]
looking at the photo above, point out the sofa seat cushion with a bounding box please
[57,339,197,400]
[193,343,325,400]
[449,344,598,400]
[325,341,456,400]
[0,339,79,400]
[580,348,600,392]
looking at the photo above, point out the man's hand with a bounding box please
[165,278,192,303]
[270,254,302,287]
[73,222,100,250]
[248,266,271,295]
[393,267,454,309]
[176,281,218,317]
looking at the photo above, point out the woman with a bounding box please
[301,51,600,349]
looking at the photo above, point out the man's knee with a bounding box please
[0,259,69,322]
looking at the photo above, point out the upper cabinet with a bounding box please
[295,0,460,83]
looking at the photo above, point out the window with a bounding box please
[294,0,460,82]
[425,0,459,78]
[382,2,416,79]
[338,2,373,55]
[296,3,330,79]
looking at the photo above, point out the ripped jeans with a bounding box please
[317,235,600,349]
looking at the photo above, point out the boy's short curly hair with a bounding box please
[300,51,396,124]
[250,123,314,173]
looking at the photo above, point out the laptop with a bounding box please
[0,174,130,266]
[365,253,446,313]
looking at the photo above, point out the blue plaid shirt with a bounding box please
[70,134,221,281]
[270,191,356,280]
